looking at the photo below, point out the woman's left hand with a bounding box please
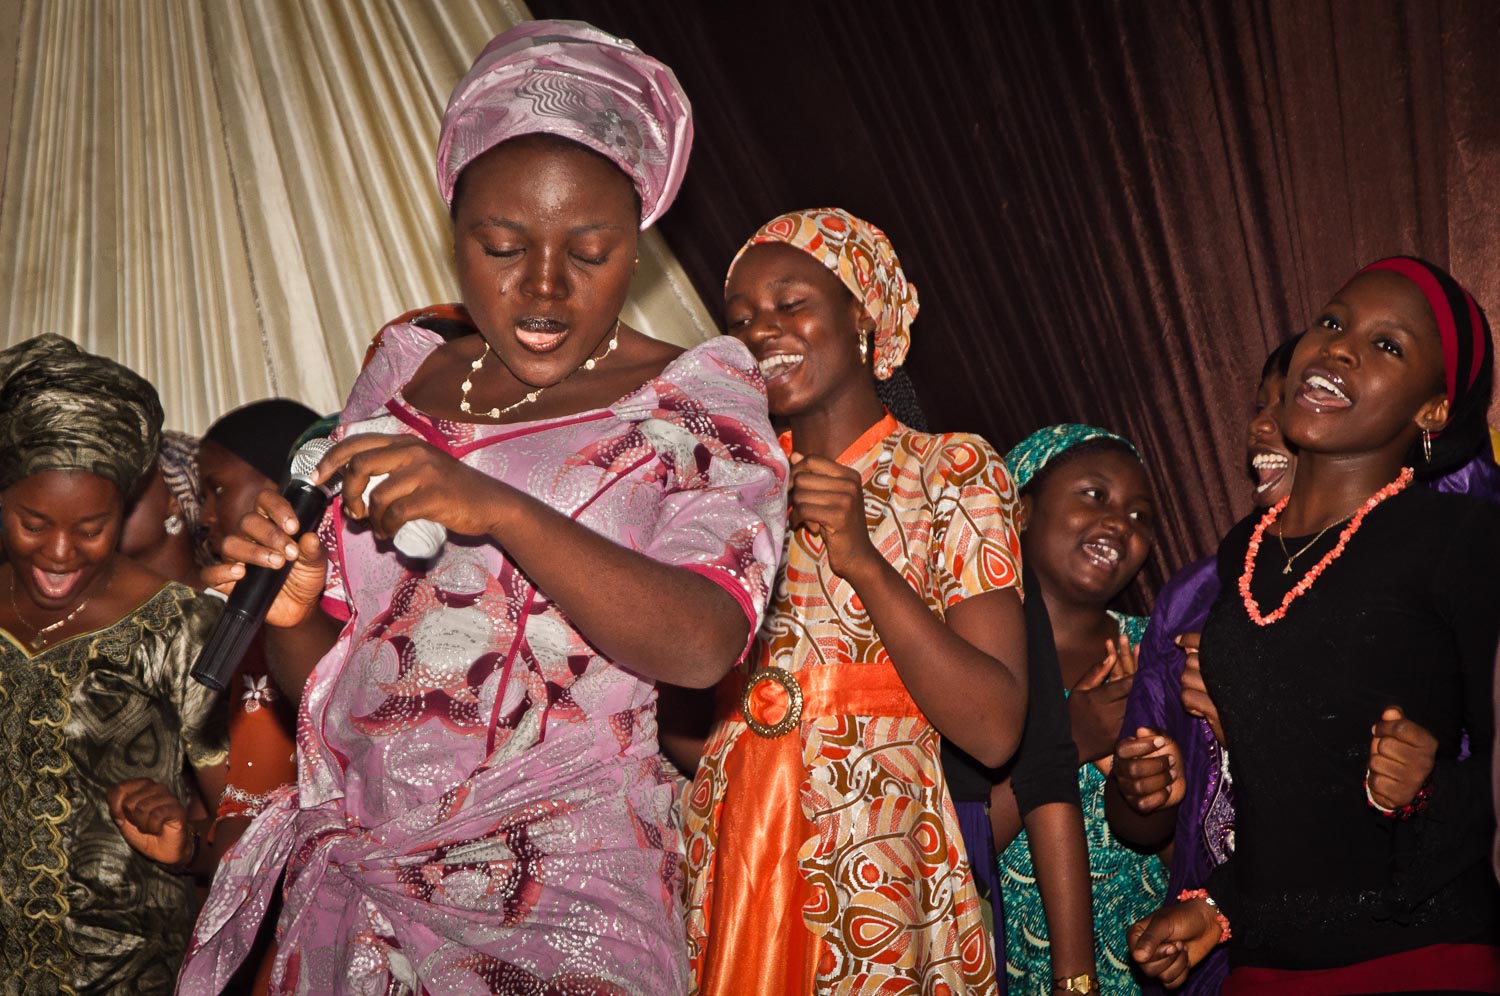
[1127,899,1222,989]
[319,433,514,541]
[1367,706,1438,810]
[789,453,880,581]
[107,778,195,868]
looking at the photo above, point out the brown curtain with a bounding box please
[529,0,1500,594]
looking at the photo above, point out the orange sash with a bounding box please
[699,662,926,996]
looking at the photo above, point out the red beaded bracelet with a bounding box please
[1178,888,1231,944]
[1365,773,1433,820]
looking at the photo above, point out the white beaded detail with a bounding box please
[459,320,620,419]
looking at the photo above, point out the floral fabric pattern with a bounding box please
[181,321,786,996]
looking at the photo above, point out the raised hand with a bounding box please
[201,487,330,629]
[1107,633,1139,681]
[1127,899,1222,989]
[1070,644,1135,770]
[1113,727,1185,813]
[1366,706,1438,811]
[1177,632,1225,745]
[787,453,880,582]
[107,778,195,868]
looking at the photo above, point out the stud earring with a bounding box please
[164,514,184,536]
[1421,426,1433,463]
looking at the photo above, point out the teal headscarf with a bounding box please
[1005,423,1139,492]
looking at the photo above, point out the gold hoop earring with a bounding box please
[858,331,869,365]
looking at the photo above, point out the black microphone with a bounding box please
[191,437,340,691]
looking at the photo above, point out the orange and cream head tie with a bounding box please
[730,208,919,381]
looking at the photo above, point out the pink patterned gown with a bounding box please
[180,321,787,995]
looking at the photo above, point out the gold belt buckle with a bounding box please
[740,666,803,738]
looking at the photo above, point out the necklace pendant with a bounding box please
[1281,563,1292,575]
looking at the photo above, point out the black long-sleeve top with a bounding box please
[942,562,1081,812]
[1200,486,1500,970]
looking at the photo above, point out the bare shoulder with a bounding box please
[110,555,177,610]
[618,326,686,380]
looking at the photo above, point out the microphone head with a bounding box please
[288,436,339,491]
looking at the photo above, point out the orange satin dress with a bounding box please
[682,414,1022,995]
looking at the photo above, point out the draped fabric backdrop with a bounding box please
[0,0,715,434]
[532,0,1500,586]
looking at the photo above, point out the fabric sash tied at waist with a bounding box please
[700,661,926,995]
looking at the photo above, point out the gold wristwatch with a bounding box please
[1053,974,1099,994]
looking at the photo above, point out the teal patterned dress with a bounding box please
[998,613,1167,994]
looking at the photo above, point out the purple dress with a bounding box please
[180,324,788,995]
[1120,558,1230,995]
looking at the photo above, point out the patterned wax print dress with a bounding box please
[683,413,1024,996]
[999,613,1168,994]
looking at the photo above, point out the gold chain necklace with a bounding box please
[1275,517,1344,574]
[9,569,110,651]
[459,320,621,420]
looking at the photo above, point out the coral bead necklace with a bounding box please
[1240,466,1414,626]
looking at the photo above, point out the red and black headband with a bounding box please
[1358,256,1490,411]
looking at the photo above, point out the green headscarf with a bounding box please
[1005,423,1139,492]
[0,334,163,497]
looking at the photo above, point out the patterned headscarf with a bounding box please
[436,19,693,229]
[158,430,202,533]
[0,334,163,496]
[729,208,919,381]
[1357,256,1491,413]
[1005,423,1140,492]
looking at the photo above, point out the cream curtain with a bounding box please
[0,0,717,433]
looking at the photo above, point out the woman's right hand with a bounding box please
[1127,899,1222,989]
[1113,727,1184,813]
[1069,639,1135,768]
[200,488,329,628]
[1177,633,1225,745]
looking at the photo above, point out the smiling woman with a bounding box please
[1129,258,1500,993]
[683,208,1028,995]
[0,334,227,994]
[995,423,1164,995]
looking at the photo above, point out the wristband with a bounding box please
[1365,771,1432,820]
[1177,888,1231,944]
[170,824,201,872]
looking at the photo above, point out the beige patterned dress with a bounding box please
[0,583,228,994]
[683,415,1023,995]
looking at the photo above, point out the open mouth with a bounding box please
[1081,538,1122,570]
[1296,370,1352,411]
[515,317,569,353]
[1251,451,1291,494]
[32,566,83,601]
[758,353,804,385]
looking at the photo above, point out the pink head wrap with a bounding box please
[436,20,693,229]
[729,208,919,381]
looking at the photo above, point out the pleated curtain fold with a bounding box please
[0,0,715,433]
